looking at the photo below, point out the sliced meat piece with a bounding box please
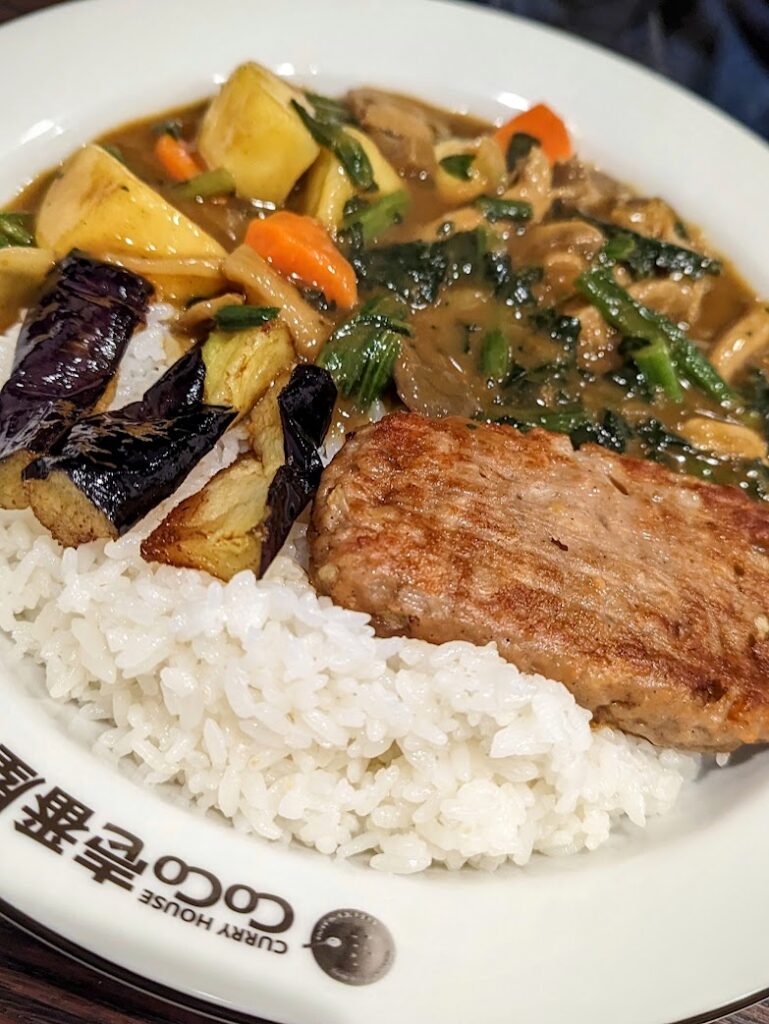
[552,158,625,210]
[346,88,439,176]
[309,412,769,752]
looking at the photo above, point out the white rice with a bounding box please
[0,307,699,872]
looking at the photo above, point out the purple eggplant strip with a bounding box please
[0,250,153,464]
[24,348,235,538]
[258,364,336,575]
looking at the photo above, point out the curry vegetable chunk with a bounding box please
[198,62,320,204]
[37,145,225,260]
[2,63,768,523]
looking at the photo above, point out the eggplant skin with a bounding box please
[141,364,336,581]
[258,364,336,575]
[23,349,235,546]
[0,250,153,508]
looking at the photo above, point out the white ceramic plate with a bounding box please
[2,2,769,1022]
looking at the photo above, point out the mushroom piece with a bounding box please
[627,277,709,329]
[709,306,769,381]
[680,417,767,462]
[552,158,624,210]
[502,146,553,223]
[223,245,331,360]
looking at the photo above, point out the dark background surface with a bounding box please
[1,0,768,1022]
[487,0,769,139]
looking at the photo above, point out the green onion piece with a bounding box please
[304,91,355,125]
[439,154,475,180]
[100,143,126,165]
[152,119,183,139]
[213,305,280,331]
[291,99,375,191]
[342,190,409,244]
[505,132,539,171]
[621,337,682,403]
[600,233,636,264]
[576,268,736,406]
[480,328,511,381]
[173,168,236,201]
[496,406,589,434]
[350,312,412,336]
[0,212,34,247]
[475,196,533,223]
[318,294,407,407]
[672,336,735,405]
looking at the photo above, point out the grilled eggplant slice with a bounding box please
[201,320,294,420]
[258,365,336,574]
[24,348,235,546]
[0,251,153,509]
[140,452,273,580]
[141,365,336,580]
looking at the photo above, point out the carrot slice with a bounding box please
[245,211,358,309]
[154,133,203,183]
[493,103,572,165]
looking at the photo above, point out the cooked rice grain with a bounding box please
[0,308,699,872]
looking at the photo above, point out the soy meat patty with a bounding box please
[309,412,769,752]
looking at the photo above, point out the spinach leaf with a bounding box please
[341,190,409,245]
[352,229,486,308]
[303,91,356,126]
[484,253,543,307]
[564,207,721,279]
[318,295,410,407]
[530,307,581,351]
[636,418,769,499]
[291,99,374,191]
[570,410,632,453]
[440,154,475,180]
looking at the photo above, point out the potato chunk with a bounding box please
[0,247,54,330]
[36,145,225,260]
[198,62,319,204]
[434,136,507,205]
[301,128,403,232]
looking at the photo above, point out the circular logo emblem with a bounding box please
[307,908,395,985]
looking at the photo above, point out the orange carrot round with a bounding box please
[154,133,203,183]
[245,211,358,309]
[493,103,572,165]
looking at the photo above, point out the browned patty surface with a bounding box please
[309,412,769,752]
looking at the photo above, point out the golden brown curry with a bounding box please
[7,70,769,497]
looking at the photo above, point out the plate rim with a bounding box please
[2,3,769,1024]
[3,893,769,1024]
